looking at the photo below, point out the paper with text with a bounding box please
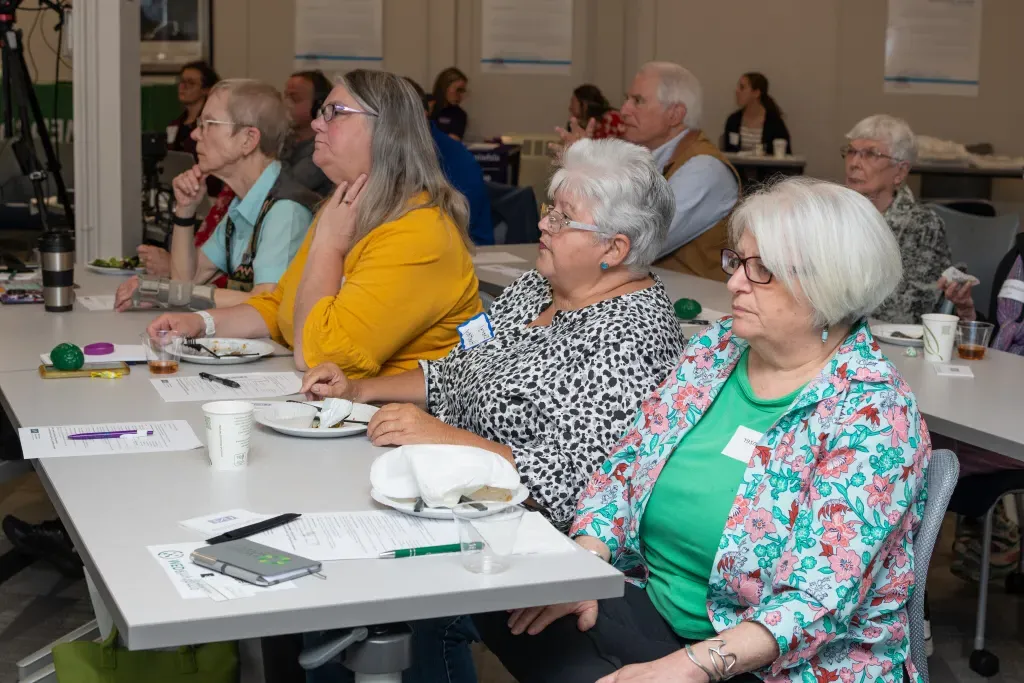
[150,372,302,402]
[76,295,115,311]
[179,509,275,537]
[18,421,202,459]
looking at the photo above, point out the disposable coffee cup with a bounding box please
[202,400,254,470]
[921,313,958,362]
[38,231,75,312]
[773,139,788,158]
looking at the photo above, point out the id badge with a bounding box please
[728,132,740,146]
[458,312,495,350]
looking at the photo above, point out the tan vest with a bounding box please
[653,130,741,282]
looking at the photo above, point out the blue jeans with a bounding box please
[304,616,479,683]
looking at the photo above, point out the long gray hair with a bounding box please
[340,69,471,248]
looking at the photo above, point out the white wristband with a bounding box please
[196,310,216,338]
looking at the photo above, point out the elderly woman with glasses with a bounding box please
[116,79,317,311]
[477,178,930,683]
[843,114,973,323]
[144,70,481,377]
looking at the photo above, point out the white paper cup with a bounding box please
[203,400,254,470]
[921,313,959,362]
[773,139,788,158]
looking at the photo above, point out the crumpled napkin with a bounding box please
[942,266,981,287]
[370,444,521,508]
[317,398,352,429]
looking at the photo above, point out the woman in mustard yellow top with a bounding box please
[146,70,482,375]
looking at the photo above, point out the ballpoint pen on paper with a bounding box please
[199,372,242,389]
[68,429,155,441]
[379,542,484,559]
[205,513,302,544]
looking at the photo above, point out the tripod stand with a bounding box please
[141,133,174,247]
[0,3,74,233]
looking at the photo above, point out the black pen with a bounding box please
[206,513,302,545]
[199,372,241,389]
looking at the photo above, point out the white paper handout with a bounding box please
[150,372,302,403]
[76,295,115,311]
[148,542,295,601]
[18,421,202,459]
[251,511,459,561]
[179,509,275,537]
[472,252,527,266]
[477,264,528,279]
[41,344,146,365]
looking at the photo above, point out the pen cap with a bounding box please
[202,401,254,471]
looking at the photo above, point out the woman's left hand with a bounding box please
[596,651,708,683]
[313,174,368,253]
[366,403,458,447]
[938,276,977,320]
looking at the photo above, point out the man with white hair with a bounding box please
[560,62,739,280]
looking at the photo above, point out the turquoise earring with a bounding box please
[821,326,829,343]
[600,262,609,270]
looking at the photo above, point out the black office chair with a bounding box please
[486,182,539,245]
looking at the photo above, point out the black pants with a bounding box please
[474,584,760,683]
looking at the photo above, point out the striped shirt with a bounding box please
[739,124,763,152]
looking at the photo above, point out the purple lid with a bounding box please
[83,342,114,355]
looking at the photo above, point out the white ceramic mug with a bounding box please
[202,400,254,470]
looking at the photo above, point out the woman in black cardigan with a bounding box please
[722,72,791,155]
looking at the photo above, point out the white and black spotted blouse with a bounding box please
[421,270,684,530]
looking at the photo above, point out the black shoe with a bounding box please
[1,515,83,579]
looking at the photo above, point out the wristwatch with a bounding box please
[196,310,216,337]
[172,214,200,227]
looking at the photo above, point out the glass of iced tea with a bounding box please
[956,321,994,360]
[141,330,182,374]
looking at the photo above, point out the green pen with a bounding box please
[379,542,484,559]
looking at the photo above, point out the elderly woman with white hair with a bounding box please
[477,178,931,683]
[844,114,972,323]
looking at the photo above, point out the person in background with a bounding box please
[301,137,685,682]
[476,178,928,683]
[282,70,335,197]
[722,72,791,155]
[564,84,625,140]
[145,70,482,375]
[167,60,219,155]
[405,77,494,246]
[116,80,316,311]
[843,114,973,323]
[430,66,469,140]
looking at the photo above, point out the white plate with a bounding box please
[178,338,275,365]
[873,324,924,348]
[254,401,378,438]
[86,263,145,276]
[370,486,530,519]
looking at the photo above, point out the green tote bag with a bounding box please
[52,627,238,683]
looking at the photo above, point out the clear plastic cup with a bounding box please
[452,503,524,574]
[202,400,254,470]
[140,330,182,375]
[956,321,994,360]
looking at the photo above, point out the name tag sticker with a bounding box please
[998,278,1024,304]
[721,426,763,462]
[166,125,179,145]
[457,312,495,351]
[728,132,740,146]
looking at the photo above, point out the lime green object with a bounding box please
[673,298,702,320]
[50,343,85,371]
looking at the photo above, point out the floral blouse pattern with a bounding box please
[571,319,930,683]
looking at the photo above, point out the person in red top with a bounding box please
[563,84,626,140]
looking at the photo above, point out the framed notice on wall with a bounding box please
[294,0,383,75]
[884,0,982,96]
[140,0,212,74]
[480,0,572,76]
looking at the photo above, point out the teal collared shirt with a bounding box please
[201,161,313,284]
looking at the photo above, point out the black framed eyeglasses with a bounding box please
[839,145,896,163]
[318,103,378,123]
[721,248,773,285]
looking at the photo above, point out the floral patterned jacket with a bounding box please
[571,319,930,683]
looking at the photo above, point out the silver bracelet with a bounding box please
[684,644,718,683]
[706,638,738,680]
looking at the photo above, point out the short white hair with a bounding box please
[729,178,903,327]
[846,114,917,164]
[549,138,674,272]
[640,62,702,129]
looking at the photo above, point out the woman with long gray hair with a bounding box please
[146,69,483,375]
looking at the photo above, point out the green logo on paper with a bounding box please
[257,554,291,565]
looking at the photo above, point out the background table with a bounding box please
[911,162,1024,201]
[723,153,807,192]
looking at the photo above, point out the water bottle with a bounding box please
[38,231,75,312]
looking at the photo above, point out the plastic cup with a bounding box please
[773,139,788,158]
[921,313,959,362]
[141,330,181,375]
[202,400,254,470]
[956,321,994,360]
[453,503,524,574]
[753,143,765,157]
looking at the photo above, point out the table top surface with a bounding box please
[911,162,1024,178]
[0,267,622,650]
[474,244,1024,462]
[723,153,807,167]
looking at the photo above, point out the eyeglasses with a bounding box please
[721,248,773,284]
[318,103,378,123]
[840,145,897,163]
[540,204,602,235]
[194,118,251,134]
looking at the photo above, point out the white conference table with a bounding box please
[0,275,622,651]
[475,244,1024,463]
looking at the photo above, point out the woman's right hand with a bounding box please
[137,245,171,278]
[147,312,205,339]
[114,276,142,312]
[171,164,208,218]
[299,362,356,401]
[507,600,599,636]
